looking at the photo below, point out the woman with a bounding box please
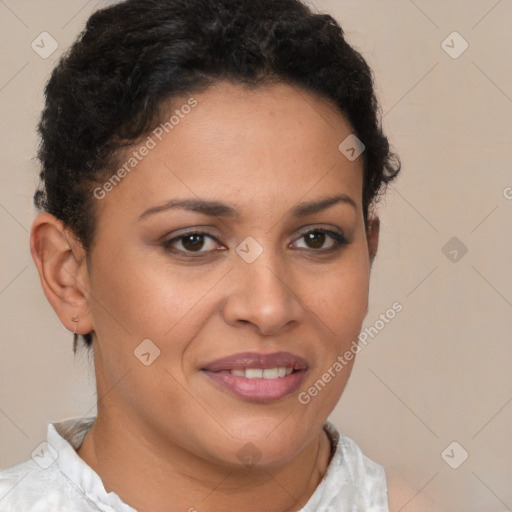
[0,0,410,510]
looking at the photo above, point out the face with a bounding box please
[79,81,376,467]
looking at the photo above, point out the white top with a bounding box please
[0,417,389,511]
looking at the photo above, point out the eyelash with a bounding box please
[161,228,348,257]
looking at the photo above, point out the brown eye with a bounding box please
[162,227,347,258]
[162,231,221,255]
[181,233,206,252]
[304,231,326,249]
[293,228,348,251]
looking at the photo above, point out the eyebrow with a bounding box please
[138,194,357,221]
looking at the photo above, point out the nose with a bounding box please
[221,247,305,337]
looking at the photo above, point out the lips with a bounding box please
[201,351,308,402]
[202,351,308,372]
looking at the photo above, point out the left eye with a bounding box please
[292,229,347,250]
[162,228,347,255]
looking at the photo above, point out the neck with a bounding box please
[76,411,333,512]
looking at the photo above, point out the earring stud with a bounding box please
[71,316,79,334]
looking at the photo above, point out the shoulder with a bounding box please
[323,422,388,509]
[324,423,441,512]
[0,458,93,512]
[386,472,443,512]
[327,423,387,482]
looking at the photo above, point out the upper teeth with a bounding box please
[230,367,294,379]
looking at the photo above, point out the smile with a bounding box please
[228,367,294,378]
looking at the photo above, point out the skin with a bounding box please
[30,81,382,512]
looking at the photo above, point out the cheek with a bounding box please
[312,250,370,331]
[299,256,369,414]
[90,249,207,335]
[299,250,370,403]
[88,253,233,388]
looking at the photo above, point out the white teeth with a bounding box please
[230,367,294,379]
[262,368,279,379]
[245,368,263,379]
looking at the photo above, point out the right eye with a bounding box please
[161,231,224,256]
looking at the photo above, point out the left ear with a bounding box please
[367,214,380,269]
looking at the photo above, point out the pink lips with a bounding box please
[201,351,308,403]
[202,351,308,372]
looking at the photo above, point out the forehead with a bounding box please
[94,81,364,224]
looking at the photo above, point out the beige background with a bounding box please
[1,1,511,510]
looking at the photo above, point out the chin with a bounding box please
[218,441,306,471]
[200,417,319,470]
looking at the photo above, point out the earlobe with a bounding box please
[367,214,380,268]
[29,212,94,335]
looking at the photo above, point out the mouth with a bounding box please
[226,367,295,378]
[201,352,308,402]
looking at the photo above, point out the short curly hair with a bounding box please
[34,0,401,353]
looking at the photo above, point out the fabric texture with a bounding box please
[0,417,388,511]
